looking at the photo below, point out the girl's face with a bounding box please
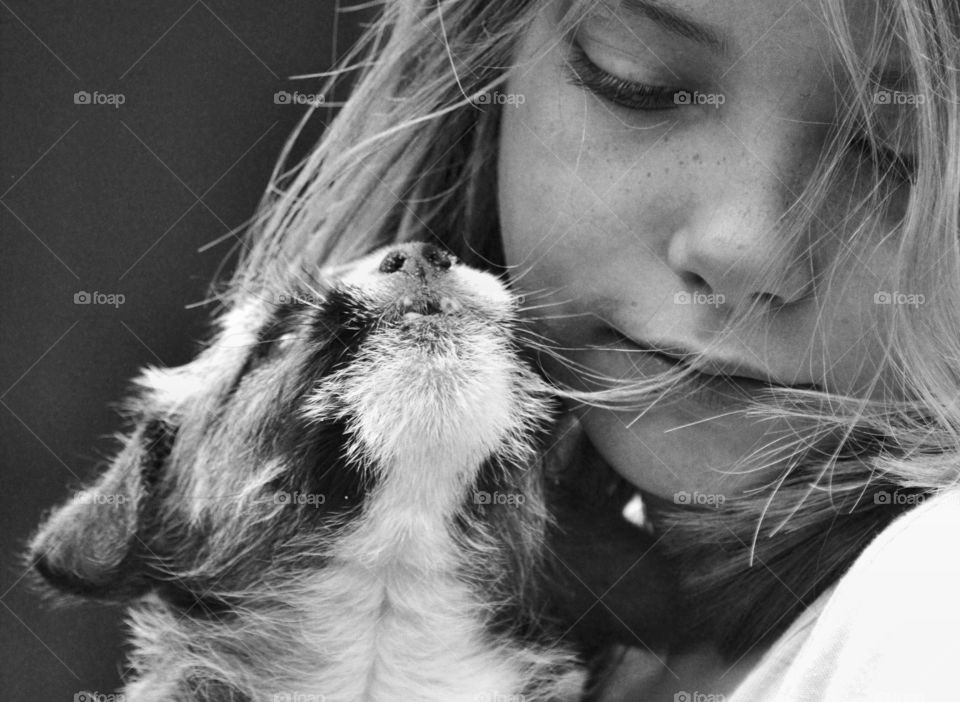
[499,0,912,500]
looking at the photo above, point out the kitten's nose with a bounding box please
[378,242,452,279]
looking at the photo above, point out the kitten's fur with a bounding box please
[29,242,678,701]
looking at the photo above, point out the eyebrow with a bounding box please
[615,0,727,54]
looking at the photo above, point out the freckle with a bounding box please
[646,171,651,178]
[693,153,701,162]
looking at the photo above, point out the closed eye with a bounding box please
[563,39,685,112]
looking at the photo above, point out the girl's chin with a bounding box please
[572,401,770,502]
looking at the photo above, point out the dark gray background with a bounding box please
[1,2,369,696]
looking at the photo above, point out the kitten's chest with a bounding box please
[293,470,524,701]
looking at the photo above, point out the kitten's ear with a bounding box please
[28,419,174,600]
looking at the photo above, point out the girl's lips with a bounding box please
[610,333,816,411]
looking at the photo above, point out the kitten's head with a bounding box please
[28,242,555,607]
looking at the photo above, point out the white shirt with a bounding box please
[729,488,960,702]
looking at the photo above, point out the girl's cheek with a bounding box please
[501,96,680,278]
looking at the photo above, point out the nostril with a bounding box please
[378,250,407,274]
[421,243,451,271]
[379,243,453,277]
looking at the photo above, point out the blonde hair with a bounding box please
[223,0,960,658]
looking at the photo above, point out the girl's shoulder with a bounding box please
[730,487,960,702]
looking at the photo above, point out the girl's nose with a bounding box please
[666,187,815,314]
[663,102,828,315]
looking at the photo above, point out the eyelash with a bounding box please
[563,39,917,182]
[563,40,682,111]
